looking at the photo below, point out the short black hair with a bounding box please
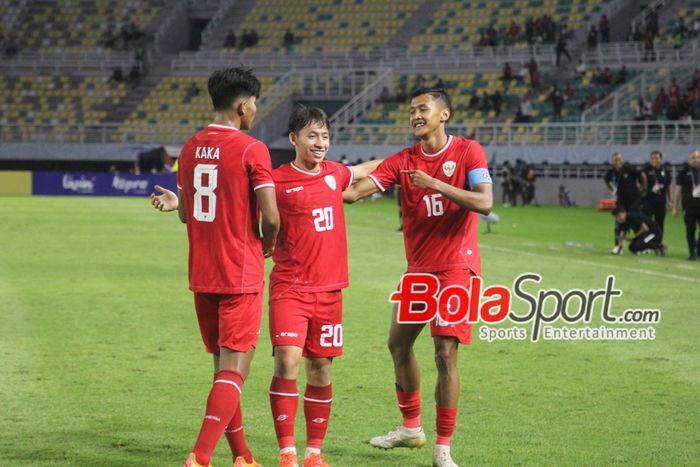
[650,150,663,158]
[207,67,261,112]
[410,87,453,120]
[288,104,330,134]
[611,206,627,216]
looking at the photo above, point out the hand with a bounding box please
[150,185,178,212]
[400,170,437,190]
[262,241,275,258]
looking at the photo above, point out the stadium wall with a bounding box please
[329,144,696,165]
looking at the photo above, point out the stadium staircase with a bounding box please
[200,0,257,49]
[96,59,174,143]
[386,0,447,48]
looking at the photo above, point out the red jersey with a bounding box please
[369,135,492,274]
[177,124,275,294]
[270,160,354,296]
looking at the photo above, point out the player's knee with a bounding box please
[387,338,411,361]
[434,343,458,374]
[306,358,332,386]
[274,352,301,378]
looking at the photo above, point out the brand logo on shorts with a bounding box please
[324,175,336,191]
[279,331,299,338]
[442,161,456,177]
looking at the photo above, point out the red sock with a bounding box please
[270,376,298,450]
[224,401,253,463]
[193,370,244,466]
[436,406,457,446]
[396,385,421,428]
[304,384,332,450]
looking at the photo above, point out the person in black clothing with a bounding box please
[612,207,666,255]
[642,150,672,241]
[672,150,700,260]
[605,152,646,253]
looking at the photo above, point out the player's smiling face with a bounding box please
[409,94,449,137]
[290,121,329,171]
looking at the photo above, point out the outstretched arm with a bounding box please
[401,170,493,215]
[350,159,383,181]
[150,184,186,224]
[342,176,380,203]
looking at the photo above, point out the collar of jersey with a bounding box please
[420,135,453,157]
[208,123,238,130]
[290,161,322,175]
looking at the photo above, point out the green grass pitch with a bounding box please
[0,196,698,466]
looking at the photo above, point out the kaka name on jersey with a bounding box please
[195,146,220,160]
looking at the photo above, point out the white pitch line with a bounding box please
[481,244,700,284]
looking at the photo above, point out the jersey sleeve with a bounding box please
[332,161,354,190]
[368,152,403,192]
[464,140,493,188]
[244,142,275,191]
[604,170,613,184]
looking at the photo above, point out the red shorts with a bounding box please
[401,269,474,345]
[194,292,263,354]
[269,289,343,358]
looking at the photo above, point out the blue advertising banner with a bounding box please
[32,172,177,196]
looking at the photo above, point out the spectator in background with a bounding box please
[379,86,393,102]
[692,17,700,38]
[528,58,540,89]
[501,63,513,87]
[102,26,118,48]
[669,78,681,98]
[395,87,407,102]
[517,62,529,81]
[515,96,533,123]
[186,81,200,98]
[524,165,537,206]
[108,66,124,83]
[646,9,659,37]
[434,77,444,89]
[549,85,564,120]
[4,36,18,57]
[642,150,671,242]
[555,32,571,66]
[616,65,628,84]
[675,17,688,38]
[127,64,140,88]
[491,90,503,115]
[224,30,237,48]
[691,68,700,90]
[563,84,575,100]
[673,150,700,260]
[501,161,513,206]
[652,88,668,117]
[283,29,295,48]
[576,59,587,77]
[508,21,520,40]
[525,17,534,44]
[600,14,610,42]
[587,25,599,50]
[468,90,479,109]
[558,185,575,207]
[643,32,655,61]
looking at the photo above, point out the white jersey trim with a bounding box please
[368,174,386,192]
[420,135,453,157]
[208,123,239,130]
[346,164,355,188]
[253,182,275,191]
[290,161,321,176]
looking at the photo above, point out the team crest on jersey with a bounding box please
[324,175,336,190]
[442,161,456,177]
